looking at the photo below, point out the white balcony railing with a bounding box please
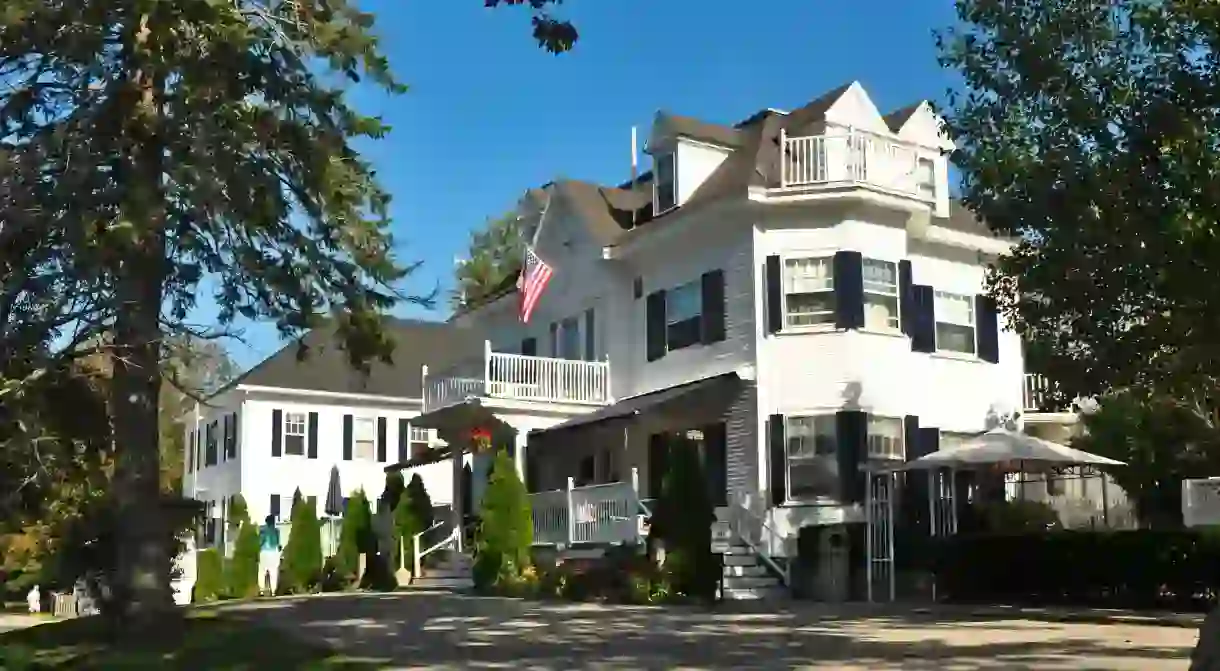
[1023,374,1074,414]
[530,469,646,547]
[424,340,611,412]
[779,128,931,199]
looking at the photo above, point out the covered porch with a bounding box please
[524,371,750,549]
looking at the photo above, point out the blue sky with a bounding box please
[216,0,962,369]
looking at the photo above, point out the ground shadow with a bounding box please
[220,592,1199,670]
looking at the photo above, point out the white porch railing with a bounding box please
[779,128,931,200]
[1023,373,1075,413]
[530,468,645,547]
[412,519,457,577]
[424,340,612,412]
[728,491,790,585]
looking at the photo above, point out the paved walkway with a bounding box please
[0,614,47,634]
[224,593,1200,670]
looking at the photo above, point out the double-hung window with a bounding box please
[665,280,702,351]
[284,412,306,455]
[409,425,432,460]
[862,258,900,331]
[353,417,376,461]
[786,415,838,500]
[933,290,976,355]
[654,153,676,213]
[867,415,905,460]
[784,257,835,327]
[916,157,936,200]
[559,316,581,360]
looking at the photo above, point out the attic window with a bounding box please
[654,152,676,213]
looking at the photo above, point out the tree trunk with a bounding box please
[108,9,175,628]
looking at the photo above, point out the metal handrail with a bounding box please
[729,493,790,585]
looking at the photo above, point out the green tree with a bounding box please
[937,0,1220,429]
[227,520,261,599]
[406,473,435,533]
[335,489,372,583]
[276,489,305,594]
[392,493,421,572]
[1072,391,1220,529]
[0,0,577,626]
[649,441,717,600]
[380,472,406,515]
[452,213,526,309]
[194,548,226,603]
[473,449,532,589]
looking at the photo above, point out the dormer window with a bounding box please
[654,152,676,213]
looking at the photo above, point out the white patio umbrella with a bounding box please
[900,427,1125,472]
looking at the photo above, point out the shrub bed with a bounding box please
[932,529,1220,611]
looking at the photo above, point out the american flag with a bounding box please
[517,245,554,323]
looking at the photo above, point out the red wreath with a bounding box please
[469,427,492,453]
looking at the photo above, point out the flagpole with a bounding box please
[529,187,553,249]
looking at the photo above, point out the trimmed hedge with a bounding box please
[932,529,1220,611]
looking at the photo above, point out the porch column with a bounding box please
[452,446,463,552]
[514,431,527,482]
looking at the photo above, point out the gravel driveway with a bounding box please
[224,593,1199,670]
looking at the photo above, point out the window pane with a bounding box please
[666,317,701,351]
[934,291,973,325]
[936,322,976,354]
[864,294,899,331]
[862,259,897,295]
[560,317,581,360]
[285,434,304,455]
[787,416,838,500]
[867,416,904,460]
[410,426,431,442]
[656,153,674,182]
[667,281,701,323]
[784,257,834,293]
[786,292,836,327]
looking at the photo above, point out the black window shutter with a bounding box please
[377,417,388,462]
[903,415,920,462]
[270,494,280,520]
[911,285,936,353]
[647,433,669,499]
[233,412,240,458]
[342,414,353,461]
[188,432,195,472]
[645,290,668,362]
[271,409,282,457]
[521,337,537,356]
[898,260,914,335]
[765,255,783,334]
[769,414,787,505]
[976,294,1000,363]
[397,419,409,463]
[917,427,940,460]
[307,411,319,459]
[584,309,596,360]
[836,411,867,504]
[833,251,865,329]
[700,269,726,344]
[703,422,728,507]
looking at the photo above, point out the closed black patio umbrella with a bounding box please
[324,465,343,517]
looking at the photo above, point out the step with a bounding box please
[723,575,780,590]
[723,553,758,566]
[410,576,474,590]
[721,545,755,556]
[722,564,768,578]
[423,568,470,580]
[722,585,788,601]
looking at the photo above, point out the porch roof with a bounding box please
[530,372,744,438]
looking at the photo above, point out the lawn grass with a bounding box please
[0,609,384,670]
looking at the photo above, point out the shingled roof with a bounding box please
[231,318,483,398]
[462,83,998,312]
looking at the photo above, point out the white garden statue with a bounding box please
[26,584,40,614]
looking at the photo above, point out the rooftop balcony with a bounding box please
[779,129,934,201]
[423,341,612,413]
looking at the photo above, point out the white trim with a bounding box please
[236,384,424,405]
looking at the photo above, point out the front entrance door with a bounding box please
[646,423,728,506]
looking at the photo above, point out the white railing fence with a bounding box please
[780,129,928,199]
[530,468,643,547]
[412,519,457,577]
[424,341,611,411]
[728,491,790,585]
